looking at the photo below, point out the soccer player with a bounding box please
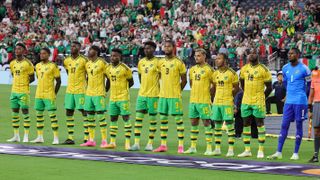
[184,48,214,155]
[80,46,109,147]
[7,43,35,142]
[62,41,88,145]
[153,40,187,153]
[129,41,160,151]
[211,53,239,157]
[308,67,320,163]
[104,48,134,150]
[238,48,272,158]
[31,47,61,144]
[268,48,311,160]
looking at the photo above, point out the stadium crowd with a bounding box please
[0,0,319,70]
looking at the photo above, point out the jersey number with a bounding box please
[111,75,117,81]
[195,74,201,81]
[71,67,76,73]
[145,67,149,74]
[165,68,169,75]
[248,74,254,81]
[15,70,20,76]
[90,70,94,76]
[218,80,224,86]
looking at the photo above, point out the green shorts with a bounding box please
[189,103,211,119]
[64,93,85,110]
[84,95,106,112]
[136,96,158,114]
[158,98,183,115]
[212,105,234,121]
[10,93,29,109]
[109,100,130,116]
[241,104,266,118]
[34,98,57,111]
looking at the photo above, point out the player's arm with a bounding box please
[240,78,245,90]
[128,78,134,88]
[308,76,315,114]
[264,81,273,98]
[105,76,110,92]
[138,73,141,83]
[210,82,216,103]
[232,82,239,97]
[29,73,35,83]
[180,73,187,90]
[55,77,61,94]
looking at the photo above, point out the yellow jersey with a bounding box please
[159,56,186,98]
[10,58,34,94]
[106,62,133,101]
[63,55,87,94]
[85,58,109,96]
[213,67,239,106]
[240,63,272,106]
[189,63,214,104]
[35,62,60,99]
[138,56,160,97]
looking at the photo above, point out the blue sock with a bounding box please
[277,119,290,152]
[294,121,303,153]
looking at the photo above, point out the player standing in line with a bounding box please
[31,47,61,144]
[268,48,311,160]
[238,48,272,158]
[308,67,320,163]
[183,48,214,155]
[7,43,35,142]
[62,41,88,145]
[80,46,109,147]
[104,48,134,150]
[153,40,187,153]
[211,53,239,157]
[129,41,160,151]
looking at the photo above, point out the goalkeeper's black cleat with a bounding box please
[308,156,319,163]
[62,139,75,145]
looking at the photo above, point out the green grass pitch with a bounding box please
[0,85,316,180]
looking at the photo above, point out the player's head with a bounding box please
[215,53,228,68]
[164,40,175,56]
[194,48,206,64]
[277,71,283,82]
[40,47,51,61]
[144,41,156,58]
[288,48,300,63]
[111,48,122,64]
[15,43,26,57]
[248,48,259,63]
[71,41,81,54]
[88,45,100,58]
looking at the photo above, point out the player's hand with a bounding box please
[281,98,285,102]
[309,112,313,119]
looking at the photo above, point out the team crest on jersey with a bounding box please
[201,70,205,74]
[162,64,165,67]
[150,64,153,67]
[76,63,79,67]
[295,70,300,74]
[224,76,228,80]
[170,64,174,68]
[254,71,258,74]
[143,64,145,67]
[116,71,120,74]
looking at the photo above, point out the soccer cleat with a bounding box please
[257,150,264,159]
[267,152,282,160]
[80,140,96,147]
[31,136,44,143]
[144,144,153,151]
[100,140,108,148]
[184,147,197,154]
[290,153,299,160]
[226,150,234,157]
[103,143,116,149]
[23,135,29,143]
[129,144,140,151]
[7,135,20,142]
[62,139,75,145]
[212,149,221,156]
[308,156,319,163]
[204,150,214,156]
[153,145,168,152]
[237,151,252,157]
[177,146,184,154]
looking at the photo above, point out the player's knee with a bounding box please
[122,115,130,121]
[21,109,28,114]
[256,119,264,127]
[66,109,75,116]
[190,119,199,126]
[96,111,105,114]
[12,108,19,113]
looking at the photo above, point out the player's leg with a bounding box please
[7,93,21,142]
[184,103,200,154]
[145,97,159,151]
[222,105,235,157]
[79,109,88,143]
[291,105,307,160]
[154,98,169,152]
[310,103,320,162]
[31,98,45,143]
[268,104,293,159]
[119,101,132,150]
[266,96,276,114]
[212,105,223,156]
[19,93,30,142]
[255,118,266,158]
[46,99,59,145]
[171,98,184,153]
[81,96,96,147]
[95,96,107,147]
[131,96,147,151]
[203,119,213,155]
[63,93,76,144]
[103,101,120,149]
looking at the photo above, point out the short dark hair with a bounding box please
[90,45,101,56]
[111,48,122,55]
[144,41,157,49]
[290,47,300,55]
[72,41,81,47]
[164,40,175,47]
[16,43,26,50]
[41,47,51,54]
[217,53,228,61]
